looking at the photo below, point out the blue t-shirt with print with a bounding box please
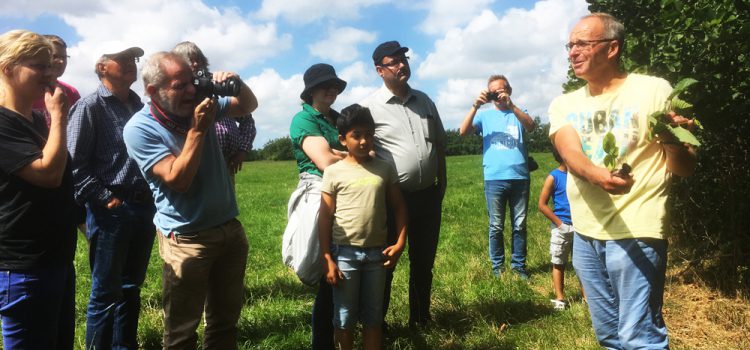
[473,108,529,181]
[123,98,238,235]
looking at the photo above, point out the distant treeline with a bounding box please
[248,117,552,161]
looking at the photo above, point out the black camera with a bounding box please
[486,92,498,101]
[193,69,240,98]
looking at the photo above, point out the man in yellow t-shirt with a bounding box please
[548,13,697,349]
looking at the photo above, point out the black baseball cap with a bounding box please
[372,41,409,65]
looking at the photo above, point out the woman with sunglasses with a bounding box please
[0,29,78,349]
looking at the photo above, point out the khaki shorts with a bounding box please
[550,223,574,265]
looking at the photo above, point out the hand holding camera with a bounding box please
[193,69,241,99]
[192,97,218,133]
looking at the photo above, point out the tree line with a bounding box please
[247,116,552,161]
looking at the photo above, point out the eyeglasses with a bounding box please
[565,39,614,51]
[380,56,409,68]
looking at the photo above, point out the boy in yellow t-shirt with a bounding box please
[319,104,408,350]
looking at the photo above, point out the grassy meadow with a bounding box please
[64,154,746,349]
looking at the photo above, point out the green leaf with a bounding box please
[671,97,693,110]
[668,78,699,100]
[670,126,701,146]
[602,132,618,156]
[603,154,618,171]
[693,118,703,130]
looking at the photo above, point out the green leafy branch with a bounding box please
[647,77,702,146]
[602,132,619,171]
[602,77,702,174]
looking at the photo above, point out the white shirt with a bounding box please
[360,85,446,192]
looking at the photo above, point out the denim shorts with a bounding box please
[550,223,574,265]
[331,244,386,329]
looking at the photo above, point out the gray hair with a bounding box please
[583,12,625,60]
[94,56,110,79]
[487,74,512,94]
[141,51,185,95]
[171,41,208,70]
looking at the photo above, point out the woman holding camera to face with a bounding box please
[0,29,79,349]
[286,63,348,349]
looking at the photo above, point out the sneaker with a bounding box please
[512,268,530,280]
[550,299,567,311]
[492,267,505,277]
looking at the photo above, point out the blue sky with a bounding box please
[1,0,588,147]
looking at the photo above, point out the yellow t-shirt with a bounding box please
[321,158,398,247]
[548,74,673,240]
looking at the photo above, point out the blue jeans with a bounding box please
[484,179,529,272]
[0,263,76,350]
[331,245,386,329]
[85,202,156,349]
[572,233,669,349]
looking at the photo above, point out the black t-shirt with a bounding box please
[0,106,78,269]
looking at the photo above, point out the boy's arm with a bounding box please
[383,182,408,268]
[537,174,563,227]
[318,191,343,286]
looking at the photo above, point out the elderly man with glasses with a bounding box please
[67,45,156,349]
[548,13,697,349]
[359,40,447,330]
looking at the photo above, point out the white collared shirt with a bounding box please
[360,85,446,192]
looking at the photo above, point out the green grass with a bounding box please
[70,154,602,349]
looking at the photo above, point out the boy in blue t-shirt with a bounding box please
[318,104,408,350]
[537,148,581,310]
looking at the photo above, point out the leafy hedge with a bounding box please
[582,0,750,293]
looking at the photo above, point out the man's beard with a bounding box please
[155,89,193,117]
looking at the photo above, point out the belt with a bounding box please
[109,185,152,204]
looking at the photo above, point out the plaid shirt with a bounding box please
[67,84,146,206]
[215,114,256,159]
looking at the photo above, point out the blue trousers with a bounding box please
[85,202,156,349]
[0,263,76,350]
[572,233,670,349]
[484,179,529,272]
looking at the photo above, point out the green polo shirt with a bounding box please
[290,103,344,177]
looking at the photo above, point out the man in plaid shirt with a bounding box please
[216,113,256,184]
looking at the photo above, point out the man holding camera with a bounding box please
[67,45,156,349]
[123,51,257,349]
[459,75,535,279]
[172,41,257,185]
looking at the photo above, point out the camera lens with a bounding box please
[213,76,240,97]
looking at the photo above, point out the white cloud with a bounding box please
[255,0,391,24]
[245,66,380,146]
[417,0,493,35]
[0,0,103,18]
[308,26,377,63]
[338,61,378,86]
[417,0,589,129]
[51,0,292,96]
[245,69,303,146]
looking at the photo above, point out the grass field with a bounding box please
[65,154,749,349]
